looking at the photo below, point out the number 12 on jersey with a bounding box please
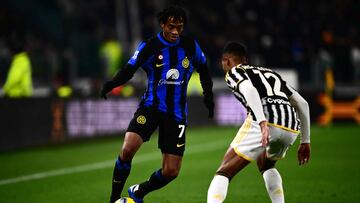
[252,70,287,98]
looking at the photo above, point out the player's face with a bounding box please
[221,53,247,73]
[221,53,234,73]
[161,17,184,42]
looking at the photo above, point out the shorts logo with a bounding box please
[176,143,185,147]
[158,55,163,60]
[182,57,189,68]
[136,115,146,124]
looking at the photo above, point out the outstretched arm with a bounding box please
[100,64,137,99]
[100,41,148,99]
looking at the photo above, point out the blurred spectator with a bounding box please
[3,31,33,97]
[99,33,123,80]
[1,0,359,96]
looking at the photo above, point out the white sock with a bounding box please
[207,175,229,203]
[263,168,285,203]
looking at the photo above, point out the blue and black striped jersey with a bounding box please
[127,32,209,122]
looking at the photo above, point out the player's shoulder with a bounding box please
[229,64,249,75]
[138,35,164,52]
[179,35,199,56]
[240,64,278,74]
[180,35,196,44]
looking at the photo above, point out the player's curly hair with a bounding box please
[223,42,248,57]
[157,5,187,25]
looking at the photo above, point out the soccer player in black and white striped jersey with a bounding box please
[207,42,311,203]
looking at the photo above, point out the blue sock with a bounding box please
[135,169,173,198]
[110,157,131,203]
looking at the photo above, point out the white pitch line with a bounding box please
[0,140,229,186]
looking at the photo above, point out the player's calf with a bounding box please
[207,175,229,203]
[130,169,174,200]
[110,157,132,203]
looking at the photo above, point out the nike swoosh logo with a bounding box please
[177,143,185,147]
[113,179,122,183]
[156,63,165,67]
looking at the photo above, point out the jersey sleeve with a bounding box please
[109,41,149,86]
[194,40,207,65]
[193,40,213,96]
[287,85,311,143]
[226,67,266,123]
[127,41,149,68]
[225,66,249,91]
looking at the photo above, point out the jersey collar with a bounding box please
[157,32,180,46]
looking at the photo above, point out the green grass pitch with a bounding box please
[0,124,360,202]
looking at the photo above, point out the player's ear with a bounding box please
[160,23,165,30]
[224,57,232,71]
[242,56,249,64]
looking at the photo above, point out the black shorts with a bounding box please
[127,107,186,156]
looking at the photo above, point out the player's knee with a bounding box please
[216,170,233,181]
[259,164,275,174]
[162,167,180,180]
[120,147,136,161]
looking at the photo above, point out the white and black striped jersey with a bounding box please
[225,64,300,132]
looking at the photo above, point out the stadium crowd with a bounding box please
[0,0,359,97]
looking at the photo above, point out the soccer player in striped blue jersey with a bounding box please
[207,42,311,203]
[100,6,214,203]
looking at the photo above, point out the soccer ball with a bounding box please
[115,197,135,203]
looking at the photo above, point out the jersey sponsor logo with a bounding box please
[176,143,185,147]
[182,57,189,68]
[158,79,184,85]
[166,69,180,80]
[266,98,290,105]
[158,69,184,85]
[156,63,165,67]
[136,115,146,124]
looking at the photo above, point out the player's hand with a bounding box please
[203,92,214,118]
[100,81,116,99]
[259,121,269,147]
[298,143,311,165]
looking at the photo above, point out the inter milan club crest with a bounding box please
[158,55,163,60]
[136,115,146,124]
[182,57,189,68]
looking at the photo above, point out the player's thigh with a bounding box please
[158,114,186,156]
[127,106,159,142]
[266,126,299,160]
[217,147,250,178]
[257,151,277,173]
[120,132,144,160]
[230,116,265,162]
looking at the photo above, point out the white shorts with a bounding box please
[230,116,299,161]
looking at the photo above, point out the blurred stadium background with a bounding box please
[0,0,359,202]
